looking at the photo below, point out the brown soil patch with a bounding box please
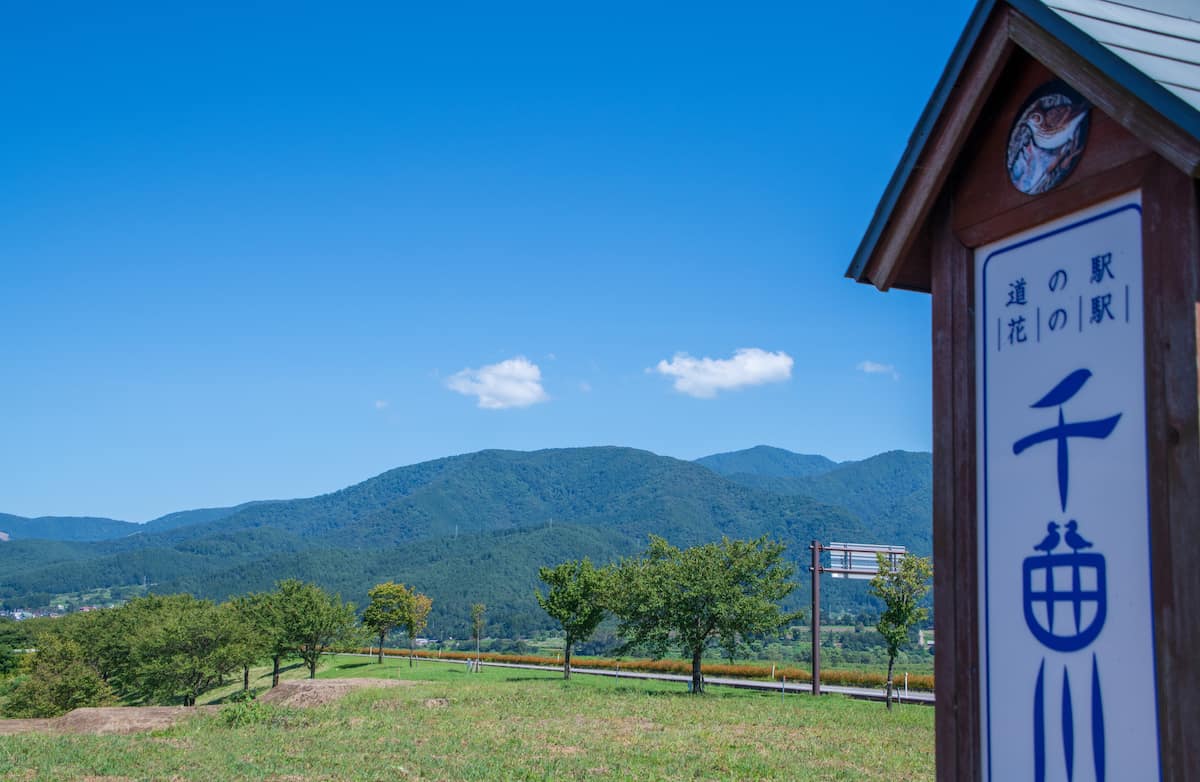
[57,706,219,735]
[256,678,413,708]
[0,718,56,735]
[0,707,218,736]
[423,698,449,708]
[0,678,417,736]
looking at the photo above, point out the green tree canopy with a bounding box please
[225,595,274,690]
[362,582,432,666]
[402,592,433,667]
[127,594,244,706]
[869,552,932,710]
[3,634,115,718]
[0,644,16,677]
[608,535,798,693]
[275,579,357,679]
[238,587,294,687]
[536,558,606,679]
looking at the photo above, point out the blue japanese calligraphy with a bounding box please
[1012,369,1121,512]
[1090,253,1114,283]
[1090,294,1114,324]
[1008,278,1028,306]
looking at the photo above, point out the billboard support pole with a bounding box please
[811,539,821,696]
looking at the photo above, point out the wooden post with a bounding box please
[811,540,821,696]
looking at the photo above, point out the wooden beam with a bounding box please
[864,10,1015,291]
[1141,158,1200,781]
[931,195,982,782]
[1009,13,1200,179]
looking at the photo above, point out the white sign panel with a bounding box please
[976,192,1159,782]
[827,543,906,580]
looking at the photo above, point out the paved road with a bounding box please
[356,654,935,705]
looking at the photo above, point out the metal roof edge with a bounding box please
[845,0,999,284]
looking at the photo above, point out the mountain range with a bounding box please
[0,446,931,636]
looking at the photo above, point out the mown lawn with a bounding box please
[0,655,934,781]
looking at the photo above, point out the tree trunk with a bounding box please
[885,654,895,712]
[378,631,385,664]
[309,659,317,679]
[271,655,281,688]
[691,648,704,695]
[409,636,415,667]
[243,664,250,691]
[563,642,572,680]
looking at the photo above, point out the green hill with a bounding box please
[695,449,932,554]
[0,513,138,542]
[0,446,931,633]
[695,446,838,479]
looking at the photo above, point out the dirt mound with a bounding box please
[0,706,218,736]
[56,706,218,734]
[0,718,55,735]
[256,678,413,708]
[0,678,415,735]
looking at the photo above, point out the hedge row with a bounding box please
[351,647,935,692]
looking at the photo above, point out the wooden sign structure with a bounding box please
[846,1,1198,780]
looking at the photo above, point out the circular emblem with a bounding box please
[1006,80,1091,195]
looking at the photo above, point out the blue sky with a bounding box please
[1,1,974,521]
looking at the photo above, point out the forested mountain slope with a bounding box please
[694,449,932,553]
[1,446,931,634]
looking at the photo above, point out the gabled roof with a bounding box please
[846,0,1200,291]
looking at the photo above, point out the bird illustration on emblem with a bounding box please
[1006,80,1091,195]
[1034,521,1060,554]
[1064,520,1093,553]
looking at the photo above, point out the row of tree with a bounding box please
[536,535,931,701]
[537,535,798,694]
[3,579,367,716]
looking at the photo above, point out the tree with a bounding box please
[57,604,138,692]
[226,596,272,690]
[240,587,293,688]
[609,536,797,694]
[128,594,244,706]
[279,580,357,679]
[470,603,486,659]
[536,558,606,679]
[869,552,933,711]
[402,592,433,668]
[3,634,115,717]
[363,582,412,664]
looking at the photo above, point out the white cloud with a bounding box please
[653,348,793,398]
[857,360,900,380]
[447,356,550,409]
[374,400,389,410]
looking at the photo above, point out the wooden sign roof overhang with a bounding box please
[846,0,1200,293]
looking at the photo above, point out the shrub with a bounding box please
[219,699,307,728]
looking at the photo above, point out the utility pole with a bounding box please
[810,540,822,696]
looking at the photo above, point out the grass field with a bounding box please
[1,655,934,781]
